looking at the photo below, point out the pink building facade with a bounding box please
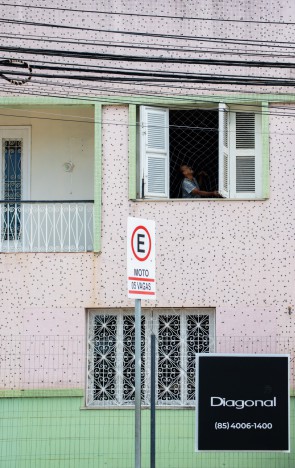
[0,1,294,466]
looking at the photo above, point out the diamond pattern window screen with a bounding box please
[87,308,215,407]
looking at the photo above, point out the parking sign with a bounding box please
[127,217,156,300]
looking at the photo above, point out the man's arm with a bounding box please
[191,188,221,197]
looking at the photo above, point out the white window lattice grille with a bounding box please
[87,308,215,407]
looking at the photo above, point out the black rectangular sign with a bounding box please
[196,354,290,452]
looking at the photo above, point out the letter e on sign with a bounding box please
[127,217,156,300]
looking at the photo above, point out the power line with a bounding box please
[3,66,295,88]
[1,77,295,121]
[2,32,295,60]
[0,55,294,109]
[2,54,295,95]
[3,59,295,80]
[1,44,295,69]
[0,65,292,97]
[0,18,294,49]
[1,2,294,26]
[2,65,295,91]
[0,102,294,133]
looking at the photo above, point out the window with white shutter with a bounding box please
[139,106,169,198]
[229,111,262,199]
[138,105,263,200]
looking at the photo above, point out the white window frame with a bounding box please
[86,308,215,408]
[139,104,263,200]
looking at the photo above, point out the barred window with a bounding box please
[86,308,215,407]
[138,104,262,200]
[0,127,30,244]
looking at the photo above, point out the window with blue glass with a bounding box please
[2,139,22,240]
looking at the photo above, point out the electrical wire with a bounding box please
[1,2,295,26]
[2,32,295,60]
[0,76,295,121]
[0,102,294,136]
[0,63,293,99]
[3,66,295,88]
[0,53,294,93]
[0,8,294,126]
[1,44,295,70]
[0,17,295,50]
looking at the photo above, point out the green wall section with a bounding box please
[0,395,294,468]
[129,104,137,201]
[261,102,270,199]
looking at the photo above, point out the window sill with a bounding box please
[81,405,195,410]
[130,198,268,202]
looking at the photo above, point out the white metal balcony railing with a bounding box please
[0,201,94,253]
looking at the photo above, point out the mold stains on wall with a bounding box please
[0,2,294,342]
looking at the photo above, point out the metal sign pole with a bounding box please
[128,217,156,468]
[135,298,141,468]
[150,333,156,468]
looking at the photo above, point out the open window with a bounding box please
[138,104,262,199]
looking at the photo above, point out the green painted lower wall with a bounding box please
[0,395,293,468]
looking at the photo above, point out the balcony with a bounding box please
[0,201,94,253]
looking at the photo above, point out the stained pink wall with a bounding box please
[0,1,294,389]
[98,105,295,338]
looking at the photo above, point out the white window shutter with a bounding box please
[230,111,262,199]
[140,106,169,198]
[218,103,230,198]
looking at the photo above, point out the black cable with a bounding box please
[2,32,295,60]
[1,2,294,26]
[1,77,295,121]
[0,67,293,99]
[0,106,290,127]
[3,66,295,87]
[1,17,295,49]
[4,61,295,80]
[1,44,295,69]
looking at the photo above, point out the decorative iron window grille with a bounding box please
[87,308,215,407]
